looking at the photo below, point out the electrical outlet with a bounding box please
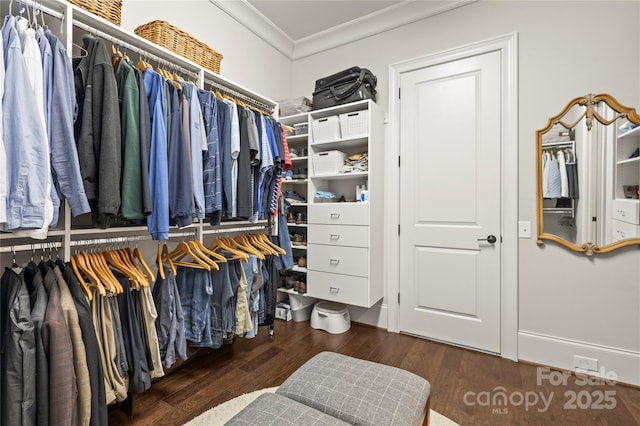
[518,221,531,238]
[573,355,599,371]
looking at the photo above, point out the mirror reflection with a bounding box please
[537,94,640,255]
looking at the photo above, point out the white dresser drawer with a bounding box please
[307,224,368,248]
[308,203,369,225]
[613,199,640,225]
[307,270,370,307]
[307,244,368,277]
[611,219,640,242]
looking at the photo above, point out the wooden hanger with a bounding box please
[228,236,263,260]
[84,251,118,294]
[169,241,211,270]
[162,243,177,276]
[185,240,219,270]
[157,244,166,280]
[209,237,250,262]
[103,249,140,290]
[70,254,99,299]
[190,239,228,263]
[257,233,286,255]
[133,246,155,283]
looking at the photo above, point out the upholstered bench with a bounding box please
[227,351,432,425]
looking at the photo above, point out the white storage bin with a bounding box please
[312,115,341,144]
[292,304,315,322]
[339,111,368,139]
[293,122,308,135]
[312,150,346,176]
[310,301,351,334]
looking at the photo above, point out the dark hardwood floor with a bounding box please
[108,321,640,425]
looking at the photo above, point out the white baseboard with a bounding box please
[349,302,388,329]
[519,331,640,386]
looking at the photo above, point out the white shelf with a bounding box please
[277,287,311,295]
[618,126,640,140]
[291,265,308,273]
[291,156,309,162]
[617,157,640,165]
[282,179,308,184]
[287,202,308,207]
[286,223,308,227]
[311,135,368,151]
[311,171,368,180]
[287,134,308,142]
[291,244,308,250]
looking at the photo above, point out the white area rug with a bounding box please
[183,387,459,426]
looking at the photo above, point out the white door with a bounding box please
[398,50,502,353]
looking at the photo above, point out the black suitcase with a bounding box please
[312,66,377,110]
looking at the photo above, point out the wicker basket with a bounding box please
[134,20,223,74]
[68,0,122,26]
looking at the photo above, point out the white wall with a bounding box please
[289,1,640,385]
[120,0,292,102]
[118,0,640,384]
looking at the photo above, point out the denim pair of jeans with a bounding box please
[175,266,212,346]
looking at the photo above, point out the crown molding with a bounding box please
[209,0,295,59]
[210,0,476,61]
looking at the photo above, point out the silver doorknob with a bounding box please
[477,235,497,244]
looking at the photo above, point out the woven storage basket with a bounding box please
[68,0,122,26]
[134,20,223,74]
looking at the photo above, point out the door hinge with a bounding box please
[398,156,401,167]
[398,292,400,304]
[398,88,401,99]
[398,224,400,235]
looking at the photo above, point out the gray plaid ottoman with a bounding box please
[276,351,431,425]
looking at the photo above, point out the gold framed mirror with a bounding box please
[537,93,640,256]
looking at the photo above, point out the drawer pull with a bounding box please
[330,213,341,219]
[619,210,626,216]
[329,286,340,294]
[618,231,626,238]
[330,234,340,240]
[330,258,340,265]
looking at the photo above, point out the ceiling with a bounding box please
[247,0,404,41]
[210,0,474,60]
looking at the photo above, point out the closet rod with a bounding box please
[542,141,575,148]
[18,0,64,22]
[202,224,268,235]
[72,20,201,80]
[205,78,274,113]
[70,231,196,248]
[0,241,63,254]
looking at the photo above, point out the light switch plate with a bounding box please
[519,221,531,238]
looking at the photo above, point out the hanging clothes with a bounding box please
[144,68,169,240]
[1,267,36,426]
[153,265,187,369]
[198,90,223,225]
[22,262,49,426]
[61,264,108,426]
[132,67,153,217]
[183,82,206,220]
[2,16,50,232]
[43,30,91,221]
[115,58,145,220]
[74,34,122,228]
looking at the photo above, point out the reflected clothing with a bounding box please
[62,264,108,426]
[234,265,253,335]
[275,213,294,271]
[183,83,206,220]
[237,106,253,218]
[133,67,152,216]
[1,268,36,426]
[153,266,187,369]
[242,256,262,339]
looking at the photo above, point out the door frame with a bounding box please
[387,33,519,360]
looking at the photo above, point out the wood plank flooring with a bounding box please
[108,321,640,425]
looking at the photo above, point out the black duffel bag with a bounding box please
[312,66,377,110]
